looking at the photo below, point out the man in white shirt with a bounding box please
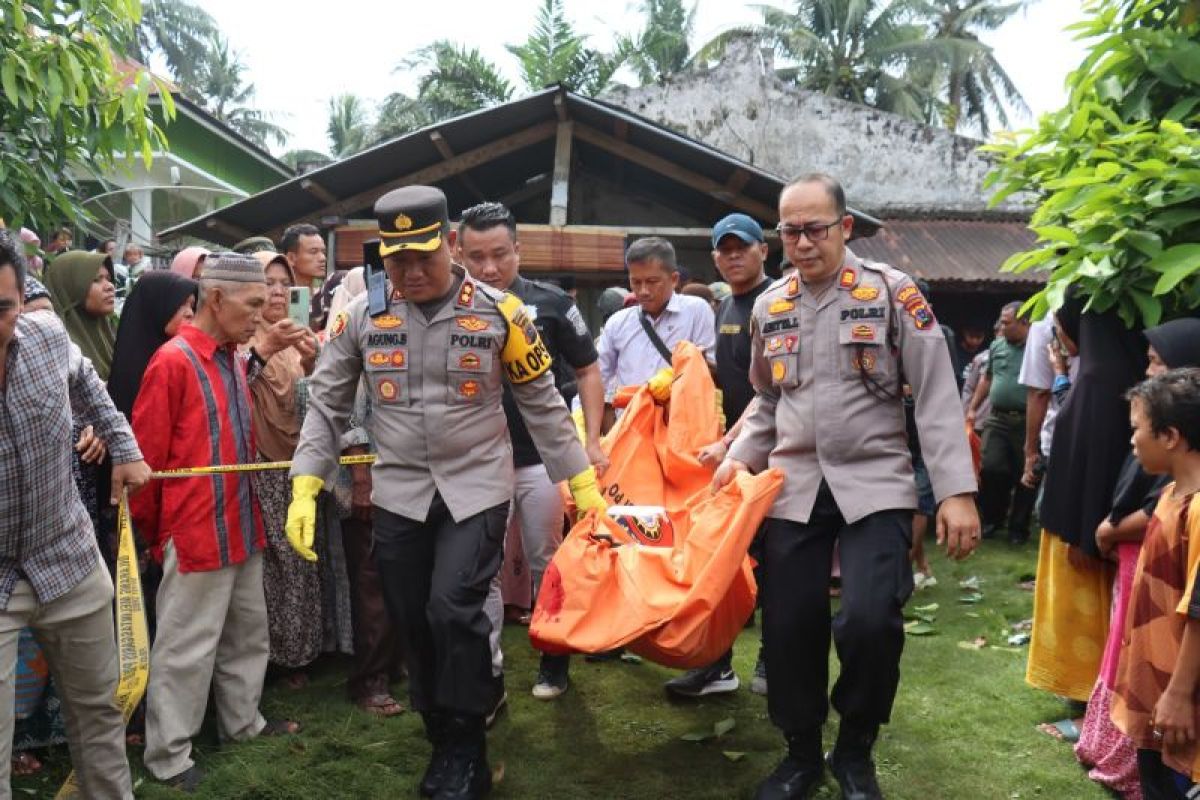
[596,237,715,400]
[1018,317,1078,491]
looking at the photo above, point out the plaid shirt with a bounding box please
[0,311,142,608]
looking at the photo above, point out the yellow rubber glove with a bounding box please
[647,366,674,402]
[284,475,324,562]
[568,466,607,520]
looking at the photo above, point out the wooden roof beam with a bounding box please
[574,124,777,222]
[300,178,338,206]
[205,217,251,244]
[498,175,552,208]
[549,122,573,226]
[430,130,486,203]
[265,120,559,241]
[708,168,754,220]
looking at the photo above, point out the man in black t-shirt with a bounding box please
[665,213,773,700]
[456,202,608,708]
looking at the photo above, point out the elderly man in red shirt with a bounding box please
[131,253,305,792]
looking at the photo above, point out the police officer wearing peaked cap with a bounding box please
[286,185,606,799]
[713,174,980,800]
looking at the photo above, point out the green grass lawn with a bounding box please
[15,538,1111,799]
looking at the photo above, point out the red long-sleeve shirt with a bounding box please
[130,324,265,573]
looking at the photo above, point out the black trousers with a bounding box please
[763,483,913,735]
[372,494,509,716]
[979,411,1036,538]
[1137,749,1197,800]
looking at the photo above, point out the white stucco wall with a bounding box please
[601,37,1029,217]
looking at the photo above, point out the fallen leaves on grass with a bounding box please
[681,717,737,743]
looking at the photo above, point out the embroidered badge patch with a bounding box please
[458,352,481,370]
[390,350,406,368]
[372,314,403,329]
[785,335,798,352]
[459,379,481,398]
[367,351,389,368]
[908,302,935,330]
[851,286,880,302]
[377,378,399,401]
[852,351,878,371]
[767,336,783,352]
[768,298,796,315]
[851,324,875,342]
[839,268,857,289]
[896,285,920,305]
[785,275,800,297]
[772,360,787,382]
[456,315,489,332]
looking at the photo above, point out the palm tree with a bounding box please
[616,0,698,85]
[196,35,289,149]
[507,0,619,95]
[124,0,218,88]
[911,0,1028,135]
[327,94,369,158]
[699,0,938,122]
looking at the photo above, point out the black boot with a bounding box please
[433,715,491,799]
[827,723,883,800]
[420,712,452,798]
[754,730,824,799]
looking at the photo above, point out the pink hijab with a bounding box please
[170,246,210,279]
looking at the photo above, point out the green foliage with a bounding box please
[983,0,1200,327]
[124,0,217,88]
[0,0,173,233]
[615,0,698,85]
[696,0,1027,132]
[326,94,369,158]
[507,0,619,94]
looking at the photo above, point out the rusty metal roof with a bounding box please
[849,218,1042,287]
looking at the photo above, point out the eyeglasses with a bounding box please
[775,220,840,243]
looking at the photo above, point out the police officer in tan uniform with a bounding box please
[714,174,980,800]
[287,186,605,799]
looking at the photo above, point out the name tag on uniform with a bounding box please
[719,324,742,335]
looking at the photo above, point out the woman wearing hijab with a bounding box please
[1071,317,1200,798]
[108,272,199,421]
[169,246,209,280]
[245,251,335,683]
[1027,291,1147,725]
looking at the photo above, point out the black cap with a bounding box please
[374,185,449,257]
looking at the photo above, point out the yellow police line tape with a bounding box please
[54,454,376,798]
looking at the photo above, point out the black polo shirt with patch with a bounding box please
[502,275,598,467]
[715,278,771,424]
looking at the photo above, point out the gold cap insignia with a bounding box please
[394,213,413,231]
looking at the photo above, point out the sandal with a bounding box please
[1036,718,1082,742]
[260,718,302,737]
[11,751,42,777]
[357,693,405,717]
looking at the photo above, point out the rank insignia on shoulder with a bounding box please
[772,360,787,382]
[328,311,349,340]
[851,286,880,302]
[372,314,403,329]
[457,282,475,308]
[908,302,935,330]
[390,288,405,302]
[377,378,399,402]
[851,324,876,342]
[459,379,480,398]
[456,315,489,332]
[785,275,800,297]
[768,298,796,315]
[838,268,857,289]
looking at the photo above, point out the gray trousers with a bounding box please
[0,559,132,800]
[144,542,269,780]
[485,463,566,673]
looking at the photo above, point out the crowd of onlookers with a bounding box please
[2,209,1199,798]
